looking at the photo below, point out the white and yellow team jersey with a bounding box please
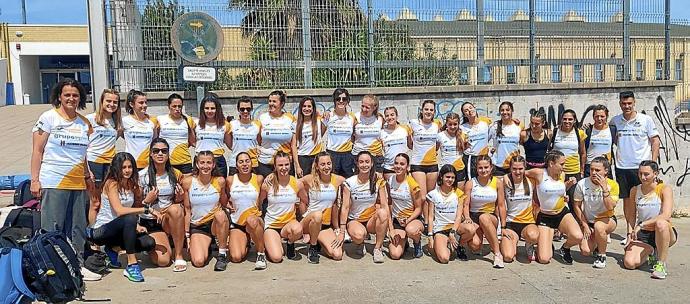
[469,177,499,214]
[188,176,223,226]
[94,190,134,229]
[33,109,92,190]
[325,111,357,152]
[388,175,420,219]
[536,173,567,214]
[505,179,535,224]
[436,131,466,172]
[195,120,231,157]
[574,177,620,223]
[345,175,386,222]
[122,114,157,169]
[352,113,384,156]
[489,122,523,169]
[611,113,659,169]
[138,168,183,211]
[296,118,325,156]
[85,113,118,164]
[634,184,666,225]
[264,176,299,229]
[306,175,339,225]
[379,125,411,170]
[229,119,260,168]
[427,188,465,233]
[155,115,195,166]
[552,128,586,175]
[409,118,442,166]
[586,127,613,164]
[228,174,262,226]
[258,112,296,165]
[461,116,492,156]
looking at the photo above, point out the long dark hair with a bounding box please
[460,101,475,124]
[544,150,565,168]
[437,164,457,190]
[559,109,580,130]
[193,150,222,177]
[199,94,225,129]
[50,78,87,110]
[332,88,350,104]
[418,99,436,120]
[145,138,178,192]
[355,151,378,194]
[507,155,530,197]
[296,97,319,146]
[494,101,514,138]
[167,93,191,131]
[104,152,140,194]
[126,89,146,115]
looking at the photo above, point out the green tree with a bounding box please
[141,0,186,90]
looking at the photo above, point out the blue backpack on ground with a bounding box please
[22,230,84,304]
[0,247,36,304]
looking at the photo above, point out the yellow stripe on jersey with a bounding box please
[357,205,377,222]
[322,206,332,225]
[501,150,522,169]
[421,146,438,166]
[267,210,297,229]
[512,205,535,224]
[211,177,223,193]
[94,146,116,164]
[57,162,87,190]
[196,204,221,226]
[237,207,261,226]
[136,150,150,170]
[170,143,191,165]
[452,158,466,171]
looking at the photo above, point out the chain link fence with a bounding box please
[106,0,688,96]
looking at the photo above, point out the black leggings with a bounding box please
[91,214,155,255]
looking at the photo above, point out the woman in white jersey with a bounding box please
[196,95,231,177]
[228,97,260,176]
[122,90,157,170]
[379,107,412,179]
[549,109,586,212]
[584,105,615,178]
[227,152,267,270]
[489,102,522,176]
[500,156,539,263]
[623,161,677,279]
[137,138,187,272]
[256,91,296,177]
[352,94,385,172]
[299,152,346,263]
[426,164,466,264]
[387,153,424,259]
[409,100,442,226]
[86,152,155,282]
[338,151,390,263]
[259,152,305,263]
[572,156,619,269]
[32,79,101,280]
[458,156,506,268]
[460,102,493,179]
[86,89,122,224]
[292,96,326,178]
[155,93,196,174]
[522,150,581,264]
[182,151,230,271]
[436,113,467,187]
[325,88,357,178]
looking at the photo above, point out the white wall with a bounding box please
[19,56,40,104]
[0,59,7,106]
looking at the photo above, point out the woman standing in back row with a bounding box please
[228,97,260,176]
[409,100,442,224]
[256,91,296,177]
[122,90,157,170]
[324,88,357,178]
[155,93,196,174]
[292,96,326,178]
[195,94,231,177]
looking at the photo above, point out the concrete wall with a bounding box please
[19,55,40,104]
[0,59,6,106]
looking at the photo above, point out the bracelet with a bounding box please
[501,226,507,229]
[144,204,150,215]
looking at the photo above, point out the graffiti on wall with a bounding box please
[652,95,690,187]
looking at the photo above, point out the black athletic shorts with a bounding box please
[138,216,164,233]
[615,168,641,199]
[505,222,532,237]
[637,227,678,249]
[190,221,213,237]
[392,218,407,230]
[410,164,438,174]
[586,216,617,229]
[537,208,569,229]
[469,211,490,224]
[172,163,193,175]
[433,229,452,236]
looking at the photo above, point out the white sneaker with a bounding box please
[255,252,267,270]
[493,253,505,269]
[620,237,628,245]
[360,243,367,256]
[373,248,385,263]
[344,230,352,243]
[593,254,607,269]
[81,267,102,281]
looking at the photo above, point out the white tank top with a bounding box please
[138,168,183,212]
[489,122,522,169]
[469,177,499,213]
[426,188,465,233]
[536,173,567,214]
[379,125,410,170]
[352,113,384,156]
[228,120,260,167]
[345,175,385,221]
[296,119,325,156]
[388,175,420,219]
[325,111,356,152]
[409,118,442,166]
[505,178,535,224]
[195,120,230,157]
[436,130,466,171]
[155,115,195,166]
[258,112,296,165]
[635,184,665,225]
[264,176,299,229]
[228,174,261,226]
[86,113,118,164]
[188,177,222,225]
[306,175,339,225]
[122,114,156,169]
[461,117,492,156]
[94,189,135,229]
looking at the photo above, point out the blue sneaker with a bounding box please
[105,247,122,268]
[123,263,144,282]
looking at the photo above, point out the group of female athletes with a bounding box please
[30,79,677,283]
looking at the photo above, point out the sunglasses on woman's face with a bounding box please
[239,107,252,113]
[152,148,169,154]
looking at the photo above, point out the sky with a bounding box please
[0,0,689,24]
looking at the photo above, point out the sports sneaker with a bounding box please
[493,253,505,269]
[556,245,573,264]
[593,254,607,269]
[373,248,385,263]
[359,243,367,256]
[285,242,297,260]
[647,251,658,268]
[123,263,144,282]
[214,254,228,271]
[343,230,352,243]
[80,267,103,282]
[456,245,468,261]
[255,252,267,270]
[651,261,667,279]
[525,243,536,263]
[105,247,122,268]
[619,237,628,246]
[413,242,423,258]
[307,244,320,264]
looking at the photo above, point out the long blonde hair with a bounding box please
[269,151,292,195]
[95,89,122,131]
[310,151,332,191]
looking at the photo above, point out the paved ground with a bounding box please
[0,105,687,303]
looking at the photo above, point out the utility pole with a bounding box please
[21,0,27,24]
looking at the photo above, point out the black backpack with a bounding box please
[0,208,41,248]
[13,179,34,207]
[22,231,84,303]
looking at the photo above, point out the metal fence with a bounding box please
[106,0,686,93]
